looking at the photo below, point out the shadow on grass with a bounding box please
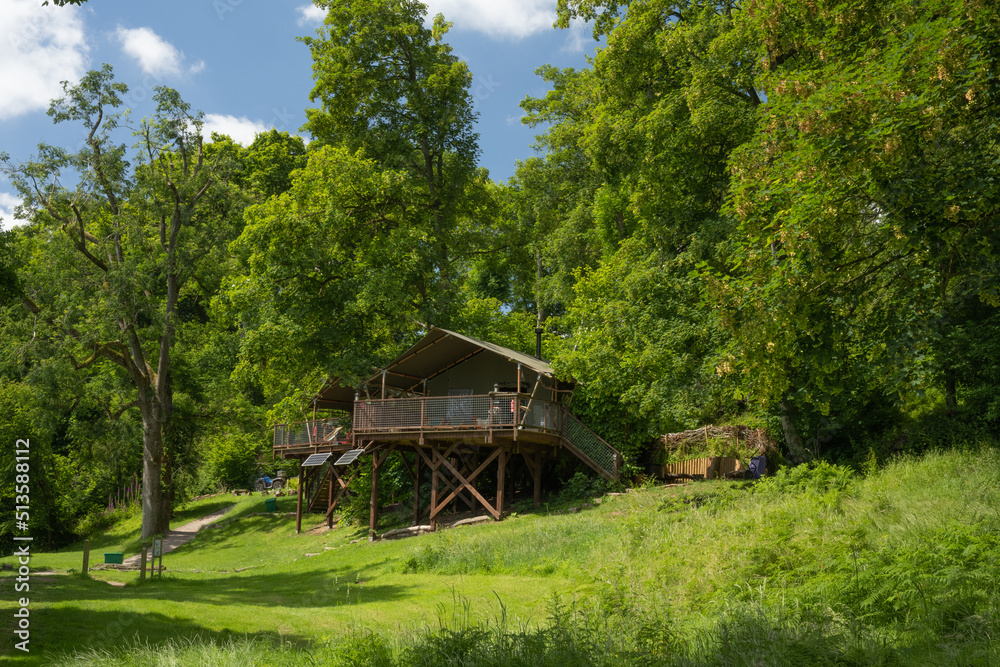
[39,563,411,609]
[29,606,316,665]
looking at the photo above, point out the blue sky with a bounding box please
[0,0,598,230]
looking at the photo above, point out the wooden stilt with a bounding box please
[412,451,421,526]
[295,462,305,534]
[326,466,359,519]
[326,463,335,528]
[496,448,507,519]
[430,448,439,531]
[369,451,381,541]
[533,451,542,506]
[522,450,542,506]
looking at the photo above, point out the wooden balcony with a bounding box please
[274,393,621,482]
[353,393,563,442]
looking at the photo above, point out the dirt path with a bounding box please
[122,505,233,566]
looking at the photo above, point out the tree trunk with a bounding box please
[139,395,171,539]
[944,367,958,417]
[779,401,810,464]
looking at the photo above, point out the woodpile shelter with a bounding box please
[273,326,621,539]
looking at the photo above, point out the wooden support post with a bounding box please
[369,450,381,541]
[412,452,421,526]
[533,451,542,506]
[82,539,90,578]
[327,463,336,528]
[139,542,147,582]
[430,446,439,531]
[496,449,507,519]
[295,463,305,534]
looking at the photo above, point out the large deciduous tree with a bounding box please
[230,1,493,413]
[723,0,1000,452]
[1,66,245,538]
[516,0,762,449]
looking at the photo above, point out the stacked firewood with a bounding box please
[662,424,776,456]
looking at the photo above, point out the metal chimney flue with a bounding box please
[535,327,543,360]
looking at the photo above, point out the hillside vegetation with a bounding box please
[2,445,997,666]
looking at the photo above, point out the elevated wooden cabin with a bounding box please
[274,327,620,538]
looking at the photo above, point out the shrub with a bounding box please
[205,433,263,490]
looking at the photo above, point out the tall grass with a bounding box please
[51,443,1000,665]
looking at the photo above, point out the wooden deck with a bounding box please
[274,393,621,539]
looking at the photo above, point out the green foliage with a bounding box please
[722,0,1000,440]
[0,229,21,306]
[753,460,854,498]
[205,433,264,490]
[555,471,607,503]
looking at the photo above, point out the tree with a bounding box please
[723,0,1000,452]
[0,229,21,306]
[230,1,495,414]
[302,0,484,324]
[515,0,762,450]
[1,66,246,538]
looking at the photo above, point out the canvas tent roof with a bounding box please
[313,327,558,410]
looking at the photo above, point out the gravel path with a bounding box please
[122,505,234,566]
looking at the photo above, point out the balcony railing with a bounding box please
[352,393,563,434]
[273,418,350,449]
[274,394,622,480]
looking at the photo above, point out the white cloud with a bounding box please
[0,192,25,231]
[296,4,326,26]
[423,0,556,39]
[189,60,206,75]
[116,26,191,78]
[202,114,269,145]
[561,18,589,53]
[0,0,89,120]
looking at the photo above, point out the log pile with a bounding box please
[662,424,776,456]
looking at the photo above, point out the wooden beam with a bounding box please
[412,451,421,526]
[430,452,439,531]
[431,448,501,519]
[326,468,359,519]
[520,375,543,426]
[415,445,473,509]
[295,463,305,534]
[496,448,507,520]
[369,451,382,541]
[403,347,485,393]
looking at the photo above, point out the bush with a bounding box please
[205,433,264,490]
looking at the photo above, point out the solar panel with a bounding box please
[334,449,365,465]
[302,452,332,467]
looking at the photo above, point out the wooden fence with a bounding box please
[647,456,744,480]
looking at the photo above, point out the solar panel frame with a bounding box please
[302,452,332,467]
[334,449,365,465]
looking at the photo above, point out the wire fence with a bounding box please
[560,409,620,480]
[273,419,347,449]
[275,395,621,481]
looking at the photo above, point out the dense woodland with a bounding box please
[1,0,998,550]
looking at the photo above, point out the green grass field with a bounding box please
[2,445,999,665]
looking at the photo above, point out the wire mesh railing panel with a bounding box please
[560,410,619,479]
[274,419,346,448]
[353,394,527,432]
[517,398,562,433]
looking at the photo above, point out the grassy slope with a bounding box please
[2,446,999,665]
